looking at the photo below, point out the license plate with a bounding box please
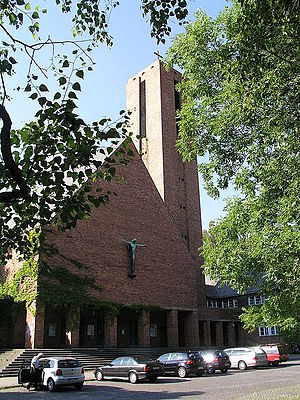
[153,367,159,370]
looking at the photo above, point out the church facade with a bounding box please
[2,60,280,349]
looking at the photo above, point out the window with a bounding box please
[139,80,146,138]
[58,360,82,368]
[221,299,238,308]
[222,300,228,308]
[248,295,265,306]
[270,326,279,335]
[158,354,169,362]
[258,326,279,336]
[207,299,217,308]
[48,323,56,337]
[111,357,123,366]
[174,80,180,111]
[174,80,180,135]
[149,324,157,337]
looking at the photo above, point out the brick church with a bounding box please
[2,60,279,349]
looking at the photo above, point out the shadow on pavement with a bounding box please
[0,383,205,399]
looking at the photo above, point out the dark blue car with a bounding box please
[157,352,205,378]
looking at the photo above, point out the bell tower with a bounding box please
[126,60,203,259]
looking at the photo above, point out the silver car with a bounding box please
[224,347,268,370]
[39,357,85,391]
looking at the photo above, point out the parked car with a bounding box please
[18,357,85,392]
[157,351,205,378]
[224,347,268,370]
[94,355,164,383]
[260,344,289,366]
[197,350,231,374]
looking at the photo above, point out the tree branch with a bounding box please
[0,105,29,202]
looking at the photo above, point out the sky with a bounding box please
[3,0,233,230]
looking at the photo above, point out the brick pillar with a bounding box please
[25,301,45,349]
[13,305,26,348]
[71,326,80,347]
[138,310,150,347]
[66,309,80,348]
[104,315,117,347]
[227,322,235,346]
[215,321,224,347]
[184,311,199,348]
[204,321,211,346]
[167,310,178,347]
[238,322,245,345]
[25,307,35,349]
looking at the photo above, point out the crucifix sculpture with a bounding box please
[123,237,147,278]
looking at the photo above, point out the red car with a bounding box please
[260,344,289,366]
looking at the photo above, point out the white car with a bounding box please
[224,347,268,370]
[19,357,85,391]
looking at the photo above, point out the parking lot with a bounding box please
[1,358,300,400]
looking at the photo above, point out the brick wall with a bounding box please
[42,146,200,312]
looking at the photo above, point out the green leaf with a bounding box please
[76,70,84,79]
[25,2,30,10]
[9,57,17,65]
[29,93,38,100]
[39,84,49,92]
[68,91,78,99]
[32,11,39,19]
[58,77,67,86]
[72,82,81,91]
[38,97,47,106]
[54,92,61,100]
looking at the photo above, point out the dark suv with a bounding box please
[198,350,231,374]
[157,352,205,378]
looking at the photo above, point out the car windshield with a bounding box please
[58,360,82,368]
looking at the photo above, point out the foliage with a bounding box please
[0,0,189,263]
[167,0,300,332]
[0,228,39,313]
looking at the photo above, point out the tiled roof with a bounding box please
[205,283,258,299]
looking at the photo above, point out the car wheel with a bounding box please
[177,366,187,378]
[195,371,204,377]
[149,377,157,383]
[220,368,228,374]
[47,378,55,392]
[272,361,279,367]
[95,370,104,381]
[206,367,215,374]
[74,383,83,390]
[129,372,138,384]
[238,360,247,371]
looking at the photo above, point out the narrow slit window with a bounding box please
[139,80,146,138]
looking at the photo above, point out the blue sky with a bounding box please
[4,0,232,229]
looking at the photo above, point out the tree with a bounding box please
[167,0,300,333]
[0,0,189,263]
